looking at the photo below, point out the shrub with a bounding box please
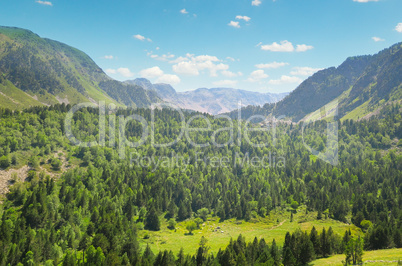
[197,208,209,221]
[168,218,176,230]
[291,201,299,210]
[0,155,10,168]
[51,158,62,170]
[186,221,197,234]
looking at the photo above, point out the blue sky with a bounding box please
[1,0,402,93]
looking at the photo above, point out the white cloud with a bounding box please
[396,23,402,33]
[290,67,323,76]
[139,66,164,78]
[261,40,294,52]
[103,55,114,60]
[201,63,228,77]
[193,55,220,62]
[36,0,52,6]
[221,70,242,77]
[353,0,379,2]
[268,75,302,85]
[236,15,251,22]
[228,21,240,28]
[260,40,313,52]
[248,70,269,82]
[372,37,385,42]
[133,34,145,41]
[171,54,229,77]
[180,8,188,14]
[105,68,135,78]
[172,61,200,76]
[252,0,262,6]
[226,57,236,62]
[213,80,238,87]
[117,68,135,78]
[255,62,289,69]
[156,74,181,85]
[133,34,152,42]
[134,67,181,85]
[148,53,175,61]
[170,56,190,64]
[296,44,314,52]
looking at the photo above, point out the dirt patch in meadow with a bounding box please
[0,150,70,196]
[0,165,31,195]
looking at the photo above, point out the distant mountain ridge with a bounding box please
[229,42,402,122]
[3,25,399,120]
[126,78,288,115]
[0,26,159,109]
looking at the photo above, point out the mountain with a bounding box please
[0,26,159,109]
[177,88,288,114]
[126,78,288,115]
[126,78,177,99]
[229,42,402,122]
[339,42,402,119]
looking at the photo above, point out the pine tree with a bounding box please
[197,235,210,265]
[342,230,352,253]
[177,201,188,221]
[270,239,280,266]
[145,206,160,231]
[394,230,402,248]
[142,244,155,265]
[344,237,363,265]
[282,247,296,266]
[310,226,320,257]
[176,248,185,265]
[165,201,177,219]
[299,231,315,264]
[320,228,330,257]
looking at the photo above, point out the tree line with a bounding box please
[0,103,400,264]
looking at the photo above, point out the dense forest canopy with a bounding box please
[0,103,401,265]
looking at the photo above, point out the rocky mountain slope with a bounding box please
[0,26,159,109]
[126,78,288,115]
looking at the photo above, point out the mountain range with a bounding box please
[229,42,402,122]
[0,26,287,113]
[125,78,288,115]
[0,26,159,109]
[1,26,401,121]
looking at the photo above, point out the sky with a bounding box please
[0,0,402,93]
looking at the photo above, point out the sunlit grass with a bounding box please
[311,248,402,265]
[138,206,361,256]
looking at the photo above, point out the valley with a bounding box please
[0,10,401,264]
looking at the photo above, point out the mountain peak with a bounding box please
[0,26,159,109]
[229,41,402,122]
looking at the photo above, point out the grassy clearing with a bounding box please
[303,88,351,122]
[138,206,361,256]
[0,80,44,109]
[311,248,402,265]
[341,99,371,121]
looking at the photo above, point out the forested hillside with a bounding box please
[0,103,401,264]
[230,42,402,122]
[0,26,159,109]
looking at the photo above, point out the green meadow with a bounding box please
[138,206,361,256]
[311,248,402,266]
